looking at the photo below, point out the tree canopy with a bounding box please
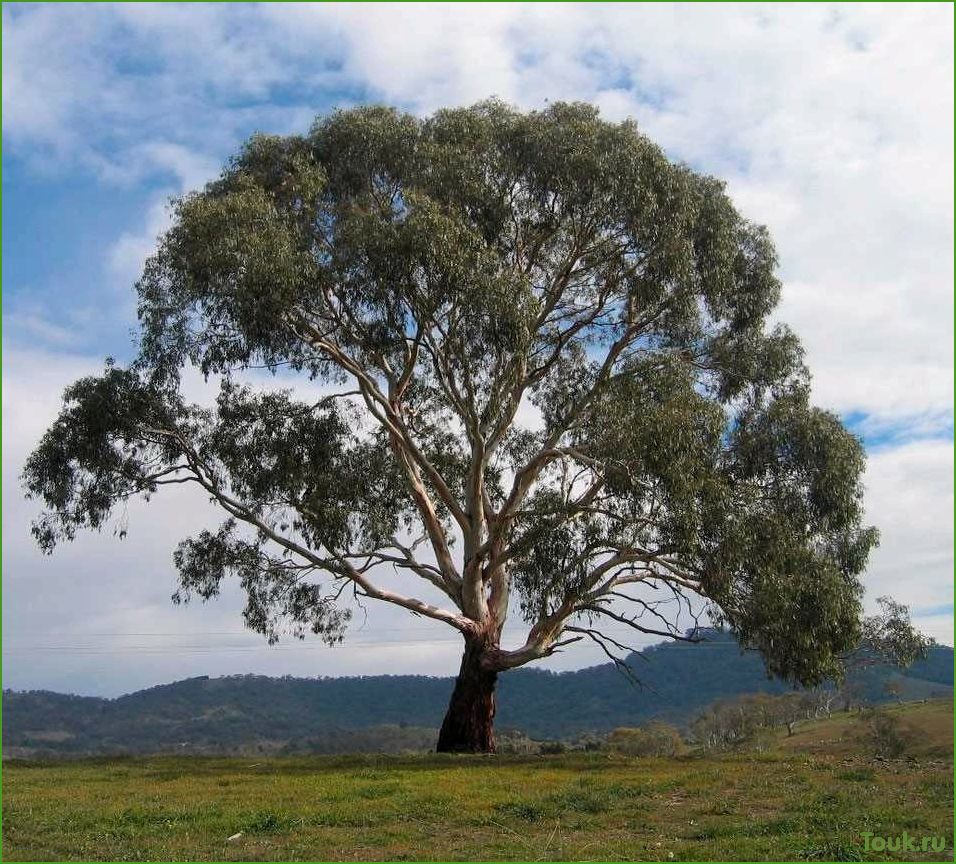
[24,101,879,750]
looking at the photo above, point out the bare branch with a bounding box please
[564,626,642,686]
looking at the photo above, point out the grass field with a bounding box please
[3,700,952,862]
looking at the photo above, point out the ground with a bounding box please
[2,700,952,862]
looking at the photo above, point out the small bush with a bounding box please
[496,731,539,754]
[745,726,777,753]
[608,722,686,757]
[864,710,910,758]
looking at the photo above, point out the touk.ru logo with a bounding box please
[860,831,948,853]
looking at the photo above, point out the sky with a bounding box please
[3,2,953,697]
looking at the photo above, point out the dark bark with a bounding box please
[436,638,498,753]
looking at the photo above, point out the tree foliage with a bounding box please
[25,101,878,698]
[837,596,932,710]
[855,596,933,668]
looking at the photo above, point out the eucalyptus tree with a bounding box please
[24,102,878,752]
[856,595,933,668]
[837,595,931,711]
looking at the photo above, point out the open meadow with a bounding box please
[2,700,952,862]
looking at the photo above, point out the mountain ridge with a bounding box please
[5,629,952,755]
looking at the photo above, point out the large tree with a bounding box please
[24,102,878,752]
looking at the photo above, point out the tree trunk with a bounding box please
[436,638,498,753]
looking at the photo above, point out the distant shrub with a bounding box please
[608,721,686,757]
[496,730,539,754]
[691,692,817,749]
[571,731,607,751]
[863,710,910,758]
[745,726,777,753]
[539,740,567,755]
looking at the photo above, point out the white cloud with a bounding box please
[100,142,223,192]
[862,439,954,644]
[3,307,82,349]
[5,3,951,425]
[107,195,171,289]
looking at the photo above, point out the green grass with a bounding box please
[2,701,952,861]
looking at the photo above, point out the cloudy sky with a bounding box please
[3,3,953,697]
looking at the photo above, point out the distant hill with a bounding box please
[4,629,952,756]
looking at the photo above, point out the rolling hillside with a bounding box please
[4,629,951,756]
